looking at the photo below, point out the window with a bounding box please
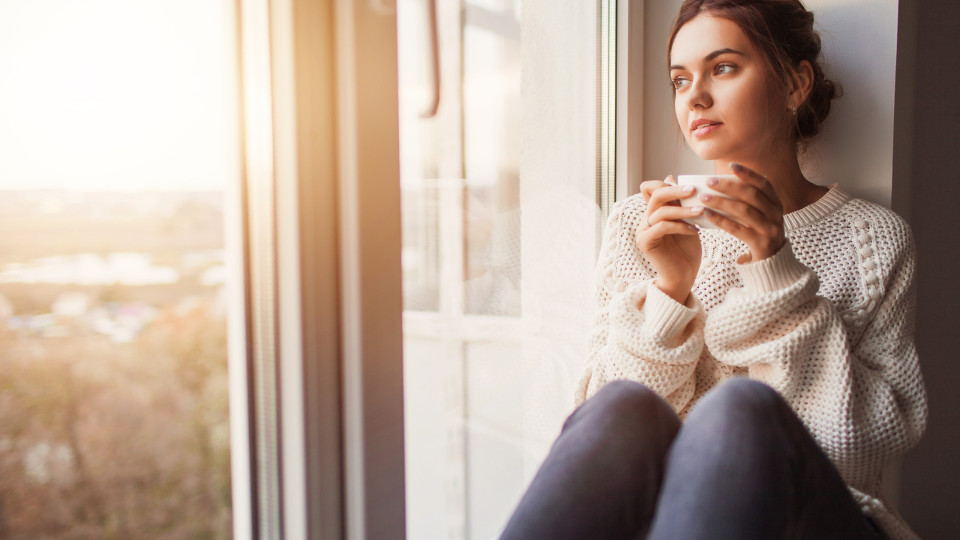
[0,1,634,537]
[399,0,619,537]
[0,1,238,537]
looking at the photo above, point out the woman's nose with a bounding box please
[685,79,713,110]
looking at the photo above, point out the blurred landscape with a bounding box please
[0,190,231,540]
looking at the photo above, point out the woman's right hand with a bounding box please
[636,176,703,304]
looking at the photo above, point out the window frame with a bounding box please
[616,0,644,202]
[231,0,634,537]
[231,0,405,538]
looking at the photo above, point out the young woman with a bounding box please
[500,1,926,539]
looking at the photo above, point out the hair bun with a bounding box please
[797,65,840,140]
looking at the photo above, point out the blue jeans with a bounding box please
[500,378,884,539]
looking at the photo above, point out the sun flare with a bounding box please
[0,0,238,192]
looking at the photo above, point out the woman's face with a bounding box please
[669,14,789,162]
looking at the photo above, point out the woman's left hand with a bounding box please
[700,162,786,263]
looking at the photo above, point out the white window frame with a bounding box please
[616,0,644,202]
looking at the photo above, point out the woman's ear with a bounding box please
[788,60,815,110]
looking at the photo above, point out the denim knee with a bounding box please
[504,381,681,540]
[565,380,680,449]
[684,377,799,454]
[651,379,803,540]
[691,378,785,421]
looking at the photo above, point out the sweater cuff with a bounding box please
[643,281,700,342]
[736,242,810,293]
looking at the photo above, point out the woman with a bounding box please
[500,1,926,539]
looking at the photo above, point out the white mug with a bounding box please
[676,174,737,229]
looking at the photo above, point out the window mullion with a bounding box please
[335,1,406,538]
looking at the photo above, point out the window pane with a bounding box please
[462,3,521,317]
[400,0,604,538]
[0,1,237,537]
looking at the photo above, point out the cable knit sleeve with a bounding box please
[574,196,705,412]
[703,218,927,498]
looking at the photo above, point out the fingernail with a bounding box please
[681,185,695,193]
[690,206,703,214]
[688,224,699,231]
[731,163,743,173]
[707,177,718,186]
[700,193,713,202]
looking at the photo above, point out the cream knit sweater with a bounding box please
[575,184,927,540]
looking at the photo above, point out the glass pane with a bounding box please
[401,337,459,539]
[464,341,524,540]
[463,2,521,317]
[400,0,602,538]
[398,0,446,313]
[0,1,236,537]
[401,179,441,312]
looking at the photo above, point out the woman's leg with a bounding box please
[648,377,882,540]
[500,380,681,540]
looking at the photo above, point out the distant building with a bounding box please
[52,292,91,318]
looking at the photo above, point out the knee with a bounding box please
[567,380,679,445]
[674,379,807,495]
[686,378,792,441]
[701,377,784,412]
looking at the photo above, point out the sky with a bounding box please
[0,0,237,191]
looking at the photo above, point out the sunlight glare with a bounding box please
[0,0,237,191]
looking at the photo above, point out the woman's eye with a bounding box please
[715,63,735,75]
[672,76,690,89]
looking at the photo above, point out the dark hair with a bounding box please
[667,0,840,144]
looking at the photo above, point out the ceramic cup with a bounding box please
[676,174,738,229]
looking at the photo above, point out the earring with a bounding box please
[790,103,797,115]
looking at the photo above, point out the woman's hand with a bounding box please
[637,176,702,304]
[699,163,786,263]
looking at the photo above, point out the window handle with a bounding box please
[420,0,440,118]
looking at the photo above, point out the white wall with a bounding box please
[641,0,900,206]
[802,0,899,205]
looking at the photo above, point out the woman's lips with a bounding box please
[692,122,723,137]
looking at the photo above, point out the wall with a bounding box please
[893,0,960,536]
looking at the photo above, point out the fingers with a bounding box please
[641,175,685,200]
[635,198,700,248]
[647,181,698,212]
[702,207,784,261]
[698,193,774,231]
[728,162,782,212]
[640,177,669,203]
[699,167,781,225]
[700,208,747,242]
[640,178,666,202]
[636,220,700,248]
[691,163,787,261]
[646,203,705,228]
